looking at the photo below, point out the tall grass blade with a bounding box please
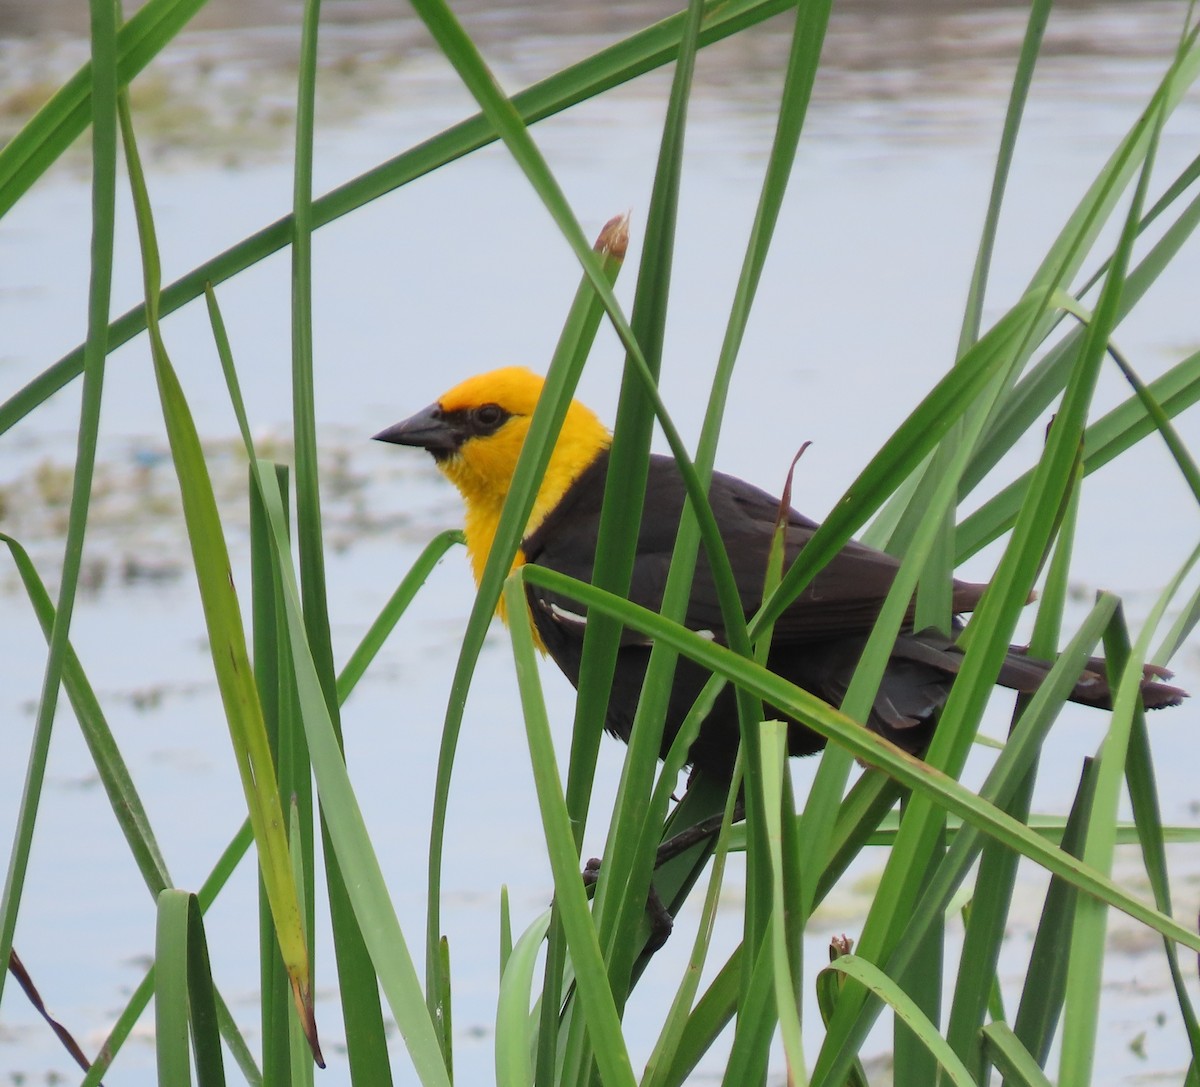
[575,4,713,1062]
[1007,761,1099,1076]
[759,721,805,1080]
[287,801,316,1087]
[118,85,321,1065]
[250,462,297,1086]
[946,479,1078,1078]
[1060,557,1200,1087]
[249,465,451,1086]
[817,103,1153,1074]
[1122,647,1200,1064]
[641,773,742,1087]
[0,0,118,1011]
[957,0,1050,352]
[503,576,637,1087]
[1055,82,1167,1087]
[291,0,396,1078]
[208,282,452,1083]
[424,217,626,1040]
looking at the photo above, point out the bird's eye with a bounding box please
[474,403,506,429]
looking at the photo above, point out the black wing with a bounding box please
[524,452,985,646]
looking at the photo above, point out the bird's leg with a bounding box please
[579,799,745,957]
[582,855,676,954]
[652,799,745,869]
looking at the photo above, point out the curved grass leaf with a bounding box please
[495,910,552,1087]
[155,889,226,1087]
[155,892,196,1087]
[981,1022,1054,1087]
[820,956,976,1087]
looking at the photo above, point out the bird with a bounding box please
[375,365,1186,779]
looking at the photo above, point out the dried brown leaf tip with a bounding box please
[291,975,325,1067]
[594,211,631,260]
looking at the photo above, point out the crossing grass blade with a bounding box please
[0,0,210,216]
[519,565,1200,955]
[0,533,171,893]
[335,530,466,700]
[959,346,1200,560]
[0,0,796,439]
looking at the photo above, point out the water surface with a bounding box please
[1,2,1199,1083]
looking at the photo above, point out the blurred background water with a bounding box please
[1,0,1199,1083]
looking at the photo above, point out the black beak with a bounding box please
[373,402,460,457]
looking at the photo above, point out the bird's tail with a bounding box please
[996,646,1187,710]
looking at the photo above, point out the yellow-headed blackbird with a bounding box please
[376,366,1185,778]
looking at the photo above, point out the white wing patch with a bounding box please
[543,598,716,646]
[548,601,588,628]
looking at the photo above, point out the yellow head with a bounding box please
[375,366,612,594]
